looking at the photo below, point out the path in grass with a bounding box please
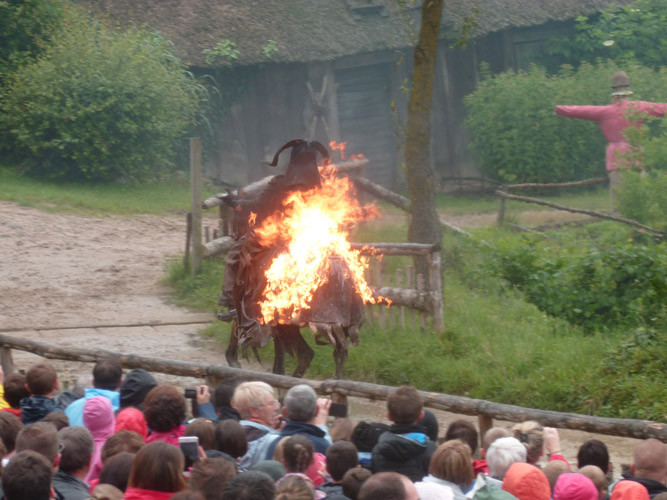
[0,201,640,470]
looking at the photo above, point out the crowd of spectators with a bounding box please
[0,360,664,500]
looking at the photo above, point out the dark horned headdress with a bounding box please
[264,139,329,189]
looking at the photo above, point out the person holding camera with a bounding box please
[265,384,333,459]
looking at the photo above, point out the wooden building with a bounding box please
[77,0,630,189]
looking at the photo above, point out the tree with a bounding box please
[405,0,444,283]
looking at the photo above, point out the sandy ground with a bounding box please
[0,201,641,476]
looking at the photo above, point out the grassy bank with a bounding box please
[0,167,218,216]
[164,230,665,420]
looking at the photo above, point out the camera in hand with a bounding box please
[184,387,197,399]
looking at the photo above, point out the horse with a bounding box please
[224,255,364,379]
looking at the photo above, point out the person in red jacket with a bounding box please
[555,71,666,205]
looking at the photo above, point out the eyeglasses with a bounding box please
[256,399,280,409]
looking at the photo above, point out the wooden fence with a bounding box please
[495,177,664,238]
[0,333,664,443]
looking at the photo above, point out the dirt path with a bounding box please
[0,201,223,386]
[0,201,640,474]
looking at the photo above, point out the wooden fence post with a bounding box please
[0,347,13,375]
[497,197,506,227]
[430,251,444,332]
[190,138,203,276]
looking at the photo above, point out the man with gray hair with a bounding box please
[486,437,527,484]
[265,384,332,458]
[53,426,94,500]
[232,381,282,468]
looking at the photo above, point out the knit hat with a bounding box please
[417,409,439,441]
[553,473,598,500]
[119,369,157,409]
[610,481,650,500]
[502,463,551,500]
[250,460,287,481]
[351,421,390,452]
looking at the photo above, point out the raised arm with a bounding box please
[634,101,667,117]
[555,104,608,122]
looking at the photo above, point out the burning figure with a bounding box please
[219,139,381,378]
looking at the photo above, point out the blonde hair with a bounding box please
[512,421,544,464]
[232,382,274,419]
[275,475,315,500]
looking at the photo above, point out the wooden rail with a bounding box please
[496,190,664,237]
[0,334,663,442]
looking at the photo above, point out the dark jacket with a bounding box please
[20,395,63,425]
[265,420,331,458]
[621,473,667,498]
[371,424,436,482]
[218,406,241,421]
[53,470,90,500]
[317,482,351,500]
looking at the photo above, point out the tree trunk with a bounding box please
[405,0,444,286]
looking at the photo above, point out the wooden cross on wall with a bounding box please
[305,75,338,142]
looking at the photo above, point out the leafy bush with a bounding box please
[0,7,204,182]
[464,61,667,183]
[486,236,666,330]
[615,115,667,231]
[0,0,63,83]
[544,0,667,70]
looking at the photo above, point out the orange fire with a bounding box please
[253,155,383,325]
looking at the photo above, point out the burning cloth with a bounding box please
[219,140,382,347]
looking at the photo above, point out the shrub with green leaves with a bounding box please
[1,7,204,182]
[464,61,667,184]
[486,236,666,330]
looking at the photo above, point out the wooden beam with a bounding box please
[496,190,664,237]
[190,138,203,275]
[350,242,437,256]
[202,236,235,258]
[350,176,474,238]
[373,286,433,312]
[1,319,214,333]
[202,160,369,210]
[0,333,663,442]
[505,177,607,190]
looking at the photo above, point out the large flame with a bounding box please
[253,157,382,325]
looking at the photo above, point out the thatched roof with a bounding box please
[76,0,631,67]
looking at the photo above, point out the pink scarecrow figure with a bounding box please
[555,71,666,204]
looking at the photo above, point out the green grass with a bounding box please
[163,225,665,420]
[3,169,659,418]
[435,186,610,216]
[0,167,218,216]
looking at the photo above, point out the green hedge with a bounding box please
[464,61,667,184]
[486,234,666,330]
[0,7,204,182]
